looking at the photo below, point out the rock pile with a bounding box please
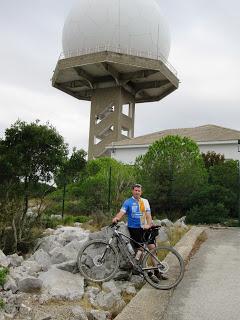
[0,218,188,319]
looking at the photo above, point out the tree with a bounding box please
[209,160,239,217]
[59,157,136,215]
[202,151,225,170]
[135,135,208,218]
[188,184,237,217]
[0,146,22,251]
[209,160,238,191]
[55,148,87,217]
[0,120,67,251]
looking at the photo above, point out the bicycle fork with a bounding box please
[97,237,114,263]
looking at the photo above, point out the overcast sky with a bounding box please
[0,0,239,152]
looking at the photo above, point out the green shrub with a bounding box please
[188,184,237,218]
[44,202,62,217]
[0,267,9,286]
[41,214,91,229]
[0,298,5,309]
[63,215,91,225]
[44,198,88,217]
[223,219,240,227]
[64,200,87,215]
[186,203,229,224]
[41,215,61,229]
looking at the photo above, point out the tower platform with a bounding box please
[52,51,179,159]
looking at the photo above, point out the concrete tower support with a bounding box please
[89,87,135,158]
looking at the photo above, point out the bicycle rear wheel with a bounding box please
[142,246,184,290]
[77,240,119,282]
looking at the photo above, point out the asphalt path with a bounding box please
[163,228,240,320]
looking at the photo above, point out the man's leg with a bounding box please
[147,243,168,280]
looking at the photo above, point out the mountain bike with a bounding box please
[77,222,184,290]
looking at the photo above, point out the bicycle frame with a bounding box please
[108,226,164,273]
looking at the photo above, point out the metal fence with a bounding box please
[58,44,177,76]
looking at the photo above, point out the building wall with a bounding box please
[111,146,147,164]
[199,143,240,161]
[111,142,240,164]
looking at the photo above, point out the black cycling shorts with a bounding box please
[128,227,155,248]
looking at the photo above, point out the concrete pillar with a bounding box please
[88,87,135,159]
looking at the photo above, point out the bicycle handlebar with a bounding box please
[109,222,164,229]
[109,222,120,229]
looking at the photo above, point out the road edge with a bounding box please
[114,226,208,320]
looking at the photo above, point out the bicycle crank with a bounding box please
[158,261,169,274]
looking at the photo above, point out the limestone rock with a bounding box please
[102,281,121,295]
[129,275,145,289]
[54,226,89,245]
[21,260,42,275]
[19,303,32,316]
[39,267,84,300]
[35,236,62,254]
[55,260,77,273]
[3,275,18,293]
[32,249,51,271]
[95,291,126,315]
[0,250,9,268]
[7,254,24,268]
[70,306,88,320]
[87,310,111,320]
[161,219,174,227]
[113,270,132,281]
[18,276,42,293]
[84,286,101,306]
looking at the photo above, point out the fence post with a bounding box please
[108,166,112,212]
[237,160,240,225]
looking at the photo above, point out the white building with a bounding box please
[106,124,240,164]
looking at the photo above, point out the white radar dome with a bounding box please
[62,0,171,61]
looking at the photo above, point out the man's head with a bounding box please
[132,184,142,200]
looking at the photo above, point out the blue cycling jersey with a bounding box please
[120,196,151,228]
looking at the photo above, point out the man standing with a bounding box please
[112,184,167,281]
[112,183,156,252]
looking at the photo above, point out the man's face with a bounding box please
[132,187,142,199]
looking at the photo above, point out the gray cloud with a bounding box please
[0,0,239,152]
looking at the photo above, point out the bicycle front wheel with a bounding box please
[142,246,184,290]
[77,240,119,282]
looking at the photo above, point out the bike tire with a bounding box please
[142,245,184,290]
[77,239,119,282]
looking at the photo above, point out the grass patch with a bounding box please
[168,226,190,247]
[121,291,136,304]
[0,267,9,286]
[188,230,208,261]
[157,226,190,247]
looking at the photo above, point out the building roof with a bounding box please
[110,124,240,147]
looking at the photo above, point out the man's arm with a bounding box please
[143,199,152,229]
[144,212,153,229]
[112,210,125,223]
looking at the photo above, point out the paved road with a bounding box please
[163,228,240,320]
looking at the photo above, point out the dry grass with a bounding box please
[156,226,190,248]
[188,230,208,260]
